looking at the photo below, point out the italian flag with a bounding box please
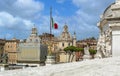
[51,17,58,29]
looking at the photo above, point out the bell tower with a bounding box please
[31,25,38,36]
[63,25,68,33]
[73,32,76,46]
[26,25,40,43]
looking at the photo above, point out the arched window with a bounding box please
[62,43,64,47]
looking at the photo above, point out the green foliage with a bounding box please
[64,46,84,62]
[64,46,76,52]
[91,37,96,40]
[89,49,97,55]
[64,47,69,52]
[68,46,76,52]
[64,46,84,52]
[76,48,84,52]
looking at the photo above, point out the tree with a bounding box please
[75,48,84,61]
[91,37,96,40]
[64,46,84,62]
[89,49,97,59]
[64,46,76,62]
[75,48,84,52]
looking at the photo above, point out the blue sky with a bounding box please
[0,0,115,40]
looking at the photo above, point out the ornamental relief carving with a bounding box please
[97,27,112,58]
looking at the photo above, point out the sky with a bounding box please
[0,0,115,40]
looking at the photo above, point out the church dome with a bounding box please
[59,24,72,40]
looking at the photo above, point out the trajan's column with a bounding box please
[95,0,120,58]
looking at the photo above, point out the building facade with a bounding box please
[57,25,76,50]
[4,38,19,64]
[40,25,77,49]
[56,25,76,62]
[96,0,120,58]
[17,26,47,64]
[77,37,97,50]
[39,33,54,45]
[40,24,77,62]
[0,39,5,63]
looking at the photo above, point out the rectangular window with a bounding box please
[68,43,70,46]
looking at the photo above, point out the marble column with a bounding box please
[110,23,120,57]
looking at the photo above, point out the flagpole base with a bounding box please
[45,55,56,65]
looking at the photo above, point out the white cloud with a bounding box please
[36,0,113,40]
[0,0,44,39]
[70,0,115,39]
[0,0,44,19]
[72,0,115,15]
[6,33,12,39]
[37,16,50,34]
[0,11,33,30]
[13,0,44,18]
[0,0,115,40]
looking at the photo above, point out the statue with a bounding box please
[105,28,112,57]
[95,32,105,58]
[95,28,112,58]
[84,46,90,55]
[83,45,92,60]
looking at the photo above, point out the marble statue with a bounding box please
[95,26,112,58]
[83,45,92,60]
[84,46,90,55]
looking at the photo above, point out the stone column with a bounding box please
[110,23,120,57]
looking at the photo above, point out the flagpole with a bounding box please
[50,7,52,37]
[46,7,56,65]
[49,7,52,55]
